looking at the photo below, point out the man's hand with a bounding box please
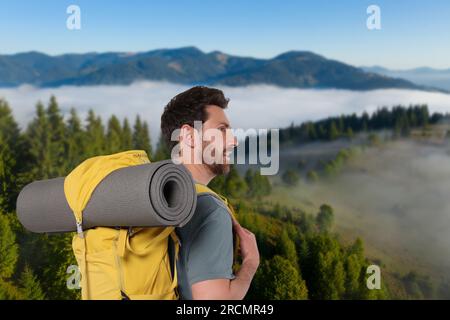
[232,218,260,271]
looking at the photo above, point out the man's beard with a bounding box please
[202,141,231,176]
[206,162,230,176]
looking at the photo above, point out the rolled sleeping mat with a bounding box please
[16,160,197,233]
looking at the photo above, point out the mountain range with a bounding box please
[362,66,450,91]
[0,46,441,91]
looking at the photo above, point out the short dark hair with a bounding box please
[161,86,229,151]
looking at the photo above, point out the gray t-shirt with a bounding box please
[174,193,236,300]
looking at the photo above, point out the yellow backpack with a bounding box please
[65,150,239,300]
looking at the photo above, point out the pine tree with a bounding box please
[66,108,86,169]
[0,99,20,141]
[25,102,52,179]
[0,278,23,300]
[282,169,299,186]
[132,115,152,158]
[276,229,298,269]
[23,232,79,300]
[257,171,271,196]
[208,174,226,195]
[328,121,340,140]
[316,204,334,233]
[106,115,123,154]
[346,127,354,139]
[224,166,248,199]
[245,169,255,197]
[19,265,45,300]
[46,96,67,176]
[0,99,22,193]
[0,134,15,212]
[338,116,345,133]
[122,118,133,151]
[245,168,272,198]
[85,110,105,157]
[306,122,317,140]
[300,233,346,299]
[153,133,171,161]
[344,251,364,299]
[419,105,429,127]
[306,170,319,183]
[361,112,369,132]
[0,214,18,279]
[254,255,308,299]
[142,122,152,155]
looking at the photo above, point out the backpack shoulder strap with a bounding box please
[194,183,237,222]
[194,183,240,272]
[195,183,219,198]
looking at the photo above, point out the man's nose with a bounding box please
[228,130,238,148]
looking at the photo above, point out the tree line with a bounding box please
[279,104,449,144]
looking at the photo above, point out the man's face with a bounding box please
[201,105,237,175]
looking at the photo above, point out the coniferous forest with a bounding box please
[1,96,447,299]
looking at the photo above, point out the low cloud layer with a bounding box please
[2,82,450,145]
[303,141,450,277]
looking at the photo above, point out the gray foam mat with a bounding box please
[16,160,197,233]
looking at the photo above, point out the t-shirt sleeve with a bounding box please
[186,205,236,286]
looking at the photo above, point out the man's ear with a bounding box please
[180,124,196,148]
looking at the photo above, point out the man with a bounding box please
[160,86,260,300]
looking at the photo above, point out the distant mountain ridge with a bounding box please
[0,46,440,91]
[362,66,450,91]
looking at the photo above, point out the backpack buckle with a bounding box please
[76,221,84,238]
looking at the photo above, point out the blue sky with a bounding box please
[0,0,449,69]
